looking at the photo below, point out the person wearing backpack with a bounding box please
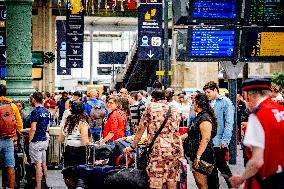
[84,89,107,142]
[0,84,23,189]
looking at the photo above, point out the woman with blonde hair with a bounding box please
[100,96,126,144]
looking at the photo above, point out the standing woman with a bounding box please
[182,93,217,189]
[59,102,92,189]
[100,96,126,144]
[124,89,183,189]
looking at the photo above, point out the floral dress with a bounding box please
[139,100,183,188]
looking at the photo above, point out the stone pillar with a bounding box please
[6,0,34,101]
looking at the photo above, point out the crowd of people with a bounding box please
[0,78,283,189]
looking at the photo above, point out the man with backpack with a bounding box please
[85,89,107,142]
[0,84,23,188]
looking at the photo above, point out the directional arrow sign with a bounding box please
[138,0,163,60]
[147,50,154,59]
[3,51,5,58]
[73,62,77,67]
[72,36,78,41]
[62,70,67,74]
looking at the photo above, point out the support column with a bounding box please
[6,0,34,101]
[163,0,169,89]
[220,61,245,164]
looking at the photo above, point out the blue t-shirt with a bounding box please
[30,106,50,142]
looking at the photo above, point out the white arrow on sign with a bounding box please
[72,36,78,41]
[147,50,154,59]
[73,62,77,67]
[3,51,6,59]
[62,70,67,74]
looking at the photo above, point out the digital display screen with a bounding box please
[188,0,240,24]
[32,67,43,80]
[187,26,239,61]
[0,66,5,79]
[244,0,284,25]
[32,51,44,65]
[241,27,284,61]
[193,0,237,19]
[99,52,128,64]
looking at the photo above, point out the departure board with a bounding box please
[241,27,284,61]
[188,0,241,24]
[187,26,239,61]
[244,0,284,25]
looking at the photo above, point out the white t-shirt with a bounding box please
[168,100,182,113]
[243,113,265,149]
[274,93,284,101]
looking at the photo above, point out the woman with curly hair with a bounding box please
[59,102,92,188]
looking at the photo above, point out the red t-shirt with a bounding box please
[44,99,57,109]
[103,109,126,141]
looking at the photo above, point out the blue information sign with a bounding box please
[191,31,235,57]
[56,20,71,75]
[187,0,240,24]
[192,0,237,19]
[138,0,163,60]
[187,25,239,61]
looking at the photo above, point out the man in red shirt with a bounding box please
[43,92,56,110]
[230,78,284,189]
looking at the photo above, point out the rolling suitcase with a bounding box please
[76,144,124,189]
[104,150,148,189]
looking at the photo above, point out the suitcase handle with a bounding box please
[116,153,133,167]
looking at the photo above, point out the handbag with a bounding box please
[138,107,172,170]
[194,160,214,175]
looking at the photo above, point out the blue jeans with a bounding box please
[0,138,15,167]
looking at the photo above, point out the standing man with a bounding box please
[128,91,140,134]
[230,78,284,189]
[85,89,107,142]
[29,92,50,189]
[119,88,129,98]
[203,81,234,188]
[55,91,69,125]
[165,88,181,113]
[0,84,23,189]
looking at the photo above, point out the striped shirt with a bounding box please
[130,104,139,124]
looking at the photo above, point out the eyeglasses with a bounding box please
[108,101,114,105]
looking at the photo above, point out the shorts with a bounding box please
[29,140,48,164]
[0,138,15,167]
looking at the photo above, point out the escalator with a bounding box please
[125,59,159,91]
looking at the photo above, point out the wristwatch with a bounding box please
[196,155,201,160]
